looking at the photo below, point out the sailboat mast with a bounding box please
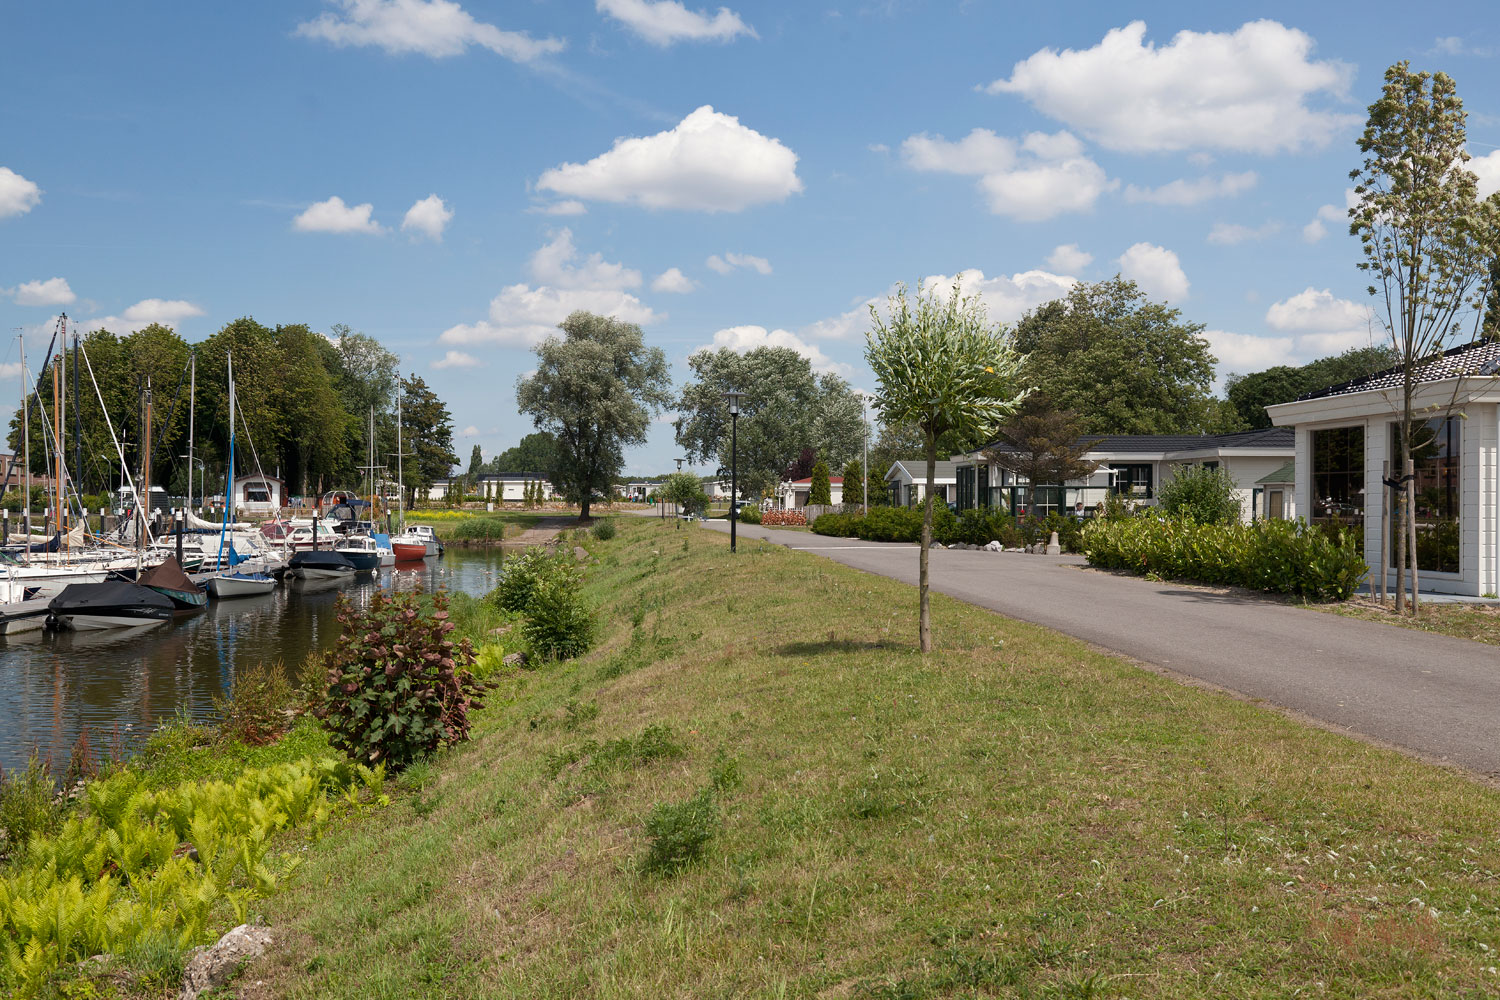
[21,335,29,539]
[218,354,233,568]
[54,338,63,552]
[396,390,404,530]
[72,330,80,523]
[140,380,152,555]
[187,352,195,514]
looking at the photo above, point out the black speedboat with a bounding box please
[288,550,357,580]
[49,581,175,630]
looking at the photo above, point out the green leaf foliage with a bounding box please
[1157,465,1243,525]
[1224,346,1397,429]
[808,460,831,505]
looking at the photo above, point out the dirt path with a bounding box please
[508,516,575,546]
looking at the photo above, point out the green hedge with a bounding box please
[811,511,862,536]
[1081,515,1366,601]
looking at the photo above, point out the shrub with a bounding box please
[736,505,762,525]
[812,511,863,537]
[519,576,595,662]
[0,754,61,863]
[854,505,956,543]
[1158,465,1243,525]
[936,507,1015,546]
[641,787,719,876]
[216,660,296,745]
[447,517,509,542]
[1082,514,1366,601]
[808,460,832,505]
[315,591,484,770]
[492,546,575,613]
[591,518,617,541]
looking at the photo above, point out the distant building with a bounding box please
[233,474,284,513]
[777,476,844,508]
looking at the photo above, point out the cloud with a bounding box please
[1472,149,1500,200]
[1117,243,1188,301]
[432,350,483,369]
[705,252,771,276]
[1428,36,1492,57]
[1265,287,1368,332]
[651,267,696,293]
[1202,329,1295,372]
[1045,244,1092,273]
[535,105,802,212]
[401,194,453,240]
[696,325,849,375]
[0,167,42,219]
[293,196,384,234]
[596,0,753,46]
[8,277,75,307]
[528,199,587,216]
[439,232,658,347]
[295,0,564,62]
[81,298,206,334]
[901,128,1115,221]
[1300,203,1345,243]
[984,20,1356,153]
[1123,171,1257,206]
[1207,220,1282,245]
[529,228,641,289]
[459,425,480,437]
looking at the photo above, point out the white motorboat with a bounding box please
[394,524,443,557]
[205,571,276,599]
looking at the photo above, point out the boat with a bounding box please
[392,540,426,561]
[49,581,174,630]
[371,532,396,567]
[0,580,48,634]
[394,523,443,557]
[333,534,383,573]
[288,550,356,580]
[205,571,275,599]
[138,556,208,609]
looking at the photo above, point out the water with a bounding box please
[0,547,509,773]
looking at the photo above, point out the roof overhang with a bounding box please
[1268,377,1500,426]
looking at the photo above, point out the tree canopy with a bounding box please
[485,431,558,475]
[516,311,671,519]
[675,346,864,499]
[1224,345,1397,429]
[985,396,1098,488]
[1014,278,1229,435]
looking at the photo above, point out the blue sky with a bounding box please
[3,1,1499,475]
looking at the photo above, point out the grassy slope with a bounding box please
[248,520,1500,999]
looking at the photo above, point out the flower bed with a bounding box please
[762,509,807,526]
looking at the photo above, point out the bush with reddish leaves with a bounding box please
[761,509,807,526]
[314,590,484,770]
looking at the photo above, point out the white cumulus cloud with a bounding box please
[9,277,75,307]
[651,267,696,293]
[535,105,802,213]
[1117,243,1189,301]
[296,0,564,62]
[1471,149,1500,200]
[901,128,1116,221]
[0,167,42,219]
[1300,203,1345,243]
[1045,244,1092,274]
[1207,220,1282,245]
[705,252,771,275]
[432,350,482,369]
[596,0,753,46]
[528,199,587,216]
[804,268,1078,342]
[293,196,384,234]
[985,20,1356,153]
[1123,171,1257,206]
[401,194,453,240]
[1202,329,1295,372]
[1266,287,1369,332]
[697,325,848,376]
[82,299,206,334]
[529,229,641,289]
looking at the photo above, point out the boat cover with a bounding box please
[49,581,175,615]
[139,557,206,598]
[288,550,355,571]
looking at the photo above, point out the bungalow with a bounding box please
[884,461,959,508]
[1267,339,1500,597]
[777,476,844,508]
[474,473,555,502]
[623,481,661,501]
[233,474,284,513]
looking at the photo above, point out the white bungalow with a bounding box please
[777,476,844,508]
[884,461,958,508]
[475,473,556,502]
[232,474,283,513]
[1268,339,1500,597]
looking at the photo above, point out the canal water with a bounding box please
[0,546,508,773]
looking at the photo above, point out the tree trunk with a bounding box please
[919,430,936,654]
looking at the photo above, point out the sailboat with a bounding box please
[203,354,275,599]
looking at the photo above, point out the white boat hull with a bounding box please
[6,569,110,601]
[56,614,168,631]
[293,567,355,580]
[206,574,276,598]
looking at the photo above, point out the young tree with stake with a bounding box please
[865,280,1030,652]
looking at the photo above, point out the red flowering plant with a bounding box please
[314,590,485,770]
[761,509,807,526]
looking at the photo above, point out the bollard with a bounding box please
[1045,530,1061,556]
[175,510,184,565]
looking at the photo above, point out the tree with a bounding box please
[1014,278,1219,434]
[401,373,457,507]
[841,458,869,509]
[516,311,671,520]
[676,347,864,498]
[273,323,348,496]
[658,471,707,524]
[783,447,816,483]
[808,460,831,505]
[488,431,557,474]
[468,444,483,481]
[1158,465,1243,524]
[866,280,1030,653]
[1350,61,1500,613]
[1225,345,1397,428]
[1484,254,1500,340]
[985,396,1098,493]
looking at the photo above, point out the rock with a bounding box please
[487,625,511,636]
[1045,530,1061,556]
[572,545,590,562]
[180,924,272,1000]
[929,542,944,549]
[984,540,1002,552]
[503,651,527,667]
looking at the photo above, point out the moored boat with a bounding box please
[392,541,426,561]
[205,572,276,599]
[288,550,356,580]
[138,556,208,609]
[49,581,174,630]
[333,535,383,573]
[0,597,51,634]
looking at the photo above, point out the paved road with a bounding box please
[704,520,1500,776]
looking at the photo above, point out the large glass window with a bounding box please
[1110,464,1153,499]
[1391,417,1460,574]
[1310,426,1365,540]
[956,466,976,511]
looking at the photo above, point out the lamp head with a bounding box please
[721,389,744,416]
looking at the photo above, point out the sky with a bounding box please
[3,1,1499,476]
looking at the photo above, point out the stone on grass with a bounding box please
[572,545,590,562]
[930,542,944,549]
[503,651,527,667]
[180,924,272,1000]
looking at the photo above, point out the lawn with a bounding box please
[244,518,1500,999]
[1319,596,1500,648]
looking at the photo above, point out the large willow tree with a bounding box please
[865,280,1030,652]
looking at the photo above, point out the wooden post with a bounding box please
[175,510,183,565]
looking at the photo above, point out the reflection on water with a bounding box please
[0,547,509,772]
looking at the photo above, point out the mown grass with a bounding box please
[1319,596,1500,648]
[244,518,1500,998]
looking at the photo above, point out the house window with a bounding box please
[956,467,976,511]
[977,465,990,508]
[1202,461,1219,471]
[246,485,270,504]
[1310,425,1364,536]
[1390,417,1460,574]
[1110,464,1153,499]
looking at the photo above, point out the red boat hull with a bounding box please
[392,542,427,561]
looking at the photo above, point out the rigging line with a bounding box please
[144,352,191,484]
[78,340,151,547]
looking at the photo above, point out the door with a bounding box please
[1268,490,1284,520]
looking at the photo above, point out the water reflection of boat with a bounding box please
[291,573,349,595]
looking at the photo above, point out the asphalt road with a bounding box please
[705,520,1500,777]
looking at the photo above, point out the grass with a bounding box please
[1319,596,1500,647]
[234,518,1500,998]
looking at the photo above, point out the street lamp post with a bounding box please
[673,457,685,526]
[721,390,744,553]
